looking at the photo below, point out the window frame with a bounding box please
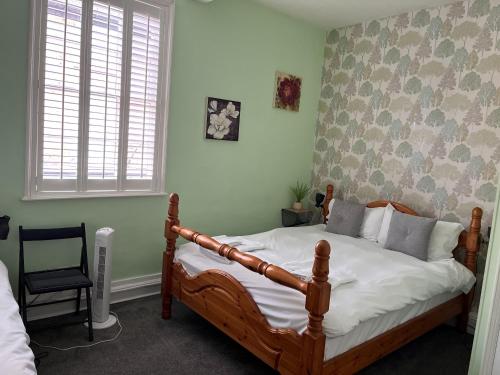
[25,0,175,200]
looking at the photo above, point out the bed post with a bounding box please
[457,207,483,332]
[322,185,334,224]
[301,240,331,375]
[464,207,482,274]
[162,193,179,320]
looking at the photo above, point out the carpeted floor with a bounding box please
[29,295,473,375]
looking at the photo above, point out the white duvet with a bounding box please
[0,261,36,375]
[176,224,475,338]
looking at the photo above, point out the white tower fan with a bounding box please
[87,227,116,329]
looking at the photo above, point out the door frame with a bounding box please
[470,181,500,375]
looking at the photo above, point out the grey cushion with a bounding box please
[385,211,437,261]
[325,200,365,237]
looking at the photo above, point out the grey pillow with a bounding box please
[326,200,365,237]
[385,211,437,261]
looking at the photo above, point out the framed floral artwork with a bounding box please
[205,97,241,141]
[273,71,302,112]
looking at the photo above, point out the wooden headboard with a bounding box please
[320,184,483,276]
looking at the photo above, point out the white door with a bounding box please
[493,334,500,374]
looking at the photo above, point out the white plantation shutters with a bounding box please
[126,11,161,182]
[41,0,83,190]
[87,1,123,189]
[26,0,173,198]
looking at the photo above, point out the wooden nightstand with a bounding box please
[281,208,313,227]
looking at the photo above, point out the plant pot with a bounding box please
[292,202,303,210]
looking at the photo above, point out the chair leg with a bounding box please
[75,288,82,315]
[85,287,93,341]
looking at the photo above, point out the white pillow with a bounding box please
[360,207,385,242]
[427,221,465,262]
[325,198,335,221]
[377,203,396,247]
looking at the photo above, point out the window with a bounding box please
[25,0,174,199]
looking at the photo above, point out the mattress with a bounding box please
[0,261,37,375]
[175,225,474,359]
[324,291,460,359]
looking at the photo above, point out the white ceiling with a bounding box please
[252,0,458,29]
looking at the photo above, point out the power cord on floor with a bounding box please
[31,312,122,351]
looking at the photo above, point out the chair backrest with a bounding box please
[19,225,85,242]
[18,223,89,275]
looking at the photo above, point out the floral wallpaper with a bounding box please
[313,0,500,229]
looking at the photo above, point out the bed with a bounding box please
[161,184,482,374]
[0,260,36,375]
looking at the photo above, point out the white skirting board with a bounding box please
[24,273,161,322]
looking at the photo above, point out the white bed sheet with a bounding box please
[175,224,474,341]
[0,261,36,375]
[324,291,460,359]
[177,235,462,360]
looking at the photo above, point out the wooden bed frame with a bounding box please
[161,184,482,374]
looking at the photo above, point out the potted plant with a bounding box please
[290,181,310,210]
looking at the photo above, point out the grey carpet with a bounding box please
[29,295,473,375]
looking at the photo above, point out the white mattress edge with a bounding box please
[324,291,462,359]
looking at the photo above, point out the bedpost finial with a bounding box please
[169,193,179,205]
[472,207,483,220]
[312,240,331,283]
[470,207,482,235]
[315,240,331,258]
[168,193,179,222]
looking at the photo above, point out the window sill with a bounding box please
[22,191,168,201]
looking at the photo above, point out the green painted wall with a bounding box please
[0,0,324,287]
[470,180,500,374]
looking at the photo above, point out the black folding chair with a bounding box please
[18,223,94,341]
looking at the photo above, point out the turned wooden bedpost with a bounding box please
[464,207,483,274]
[302,240,331,375]
[457,207,483,332]
[322,185,334,224]
[162,193,179,320]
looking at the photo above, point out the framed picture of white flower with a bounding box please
[205,97,241,141]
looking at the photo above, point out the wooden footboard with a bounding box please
[171,264,304,373]
[162,193,331,374]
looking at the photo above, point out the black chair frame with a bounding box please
[18,223,94,341]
